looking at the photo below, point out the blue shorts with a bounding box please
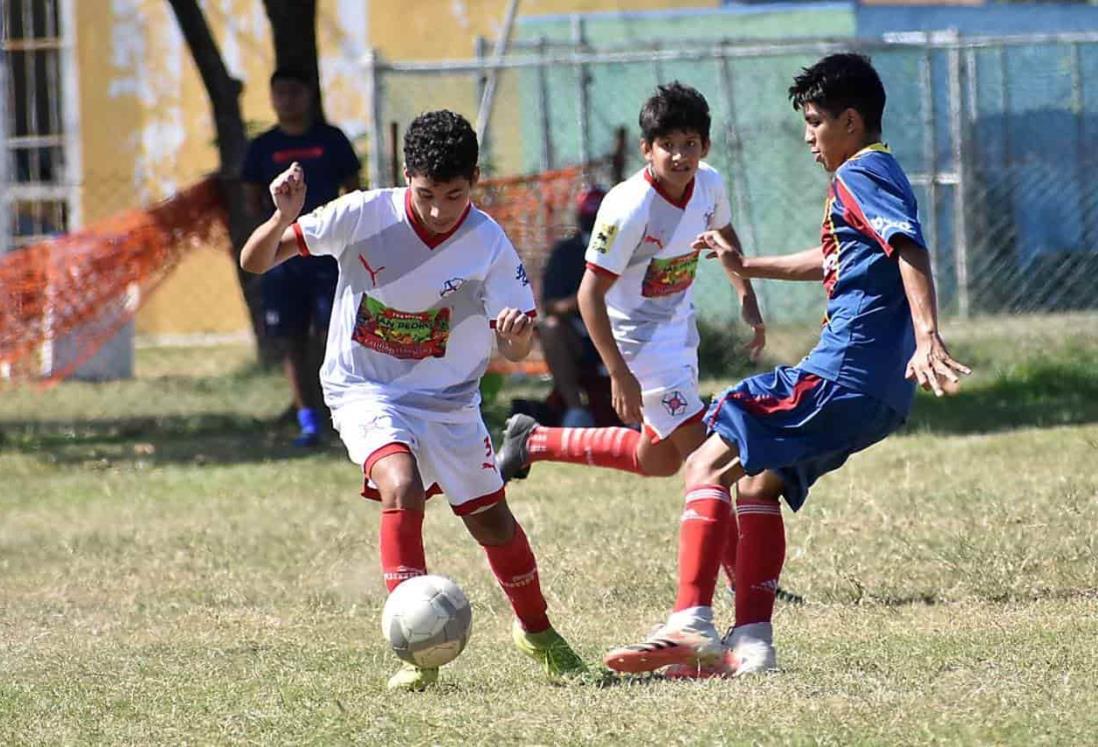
[261,255,338,338]
[704,366,906,511]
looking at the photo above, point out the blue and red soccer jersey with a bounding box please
[704,144,924,509]
[800,143,924,416]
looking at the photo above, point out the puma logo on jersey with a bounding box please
[358,255,386,286]
[642,234,665,250]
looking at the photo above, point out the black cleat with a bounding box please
[495,414,538,482]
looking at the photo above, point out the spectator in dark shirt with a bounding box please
[241,68,361,446]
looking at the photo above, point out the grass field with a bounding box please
[3,314,1097,745]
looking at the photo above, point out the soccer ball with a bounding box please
[381,574,473,668]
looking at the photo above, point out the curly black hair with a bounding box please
[403,110,479,183]
[638,82,711,143]
[788,53,886,135]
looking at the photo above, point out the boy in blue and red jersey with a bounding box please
[604,53,971,678]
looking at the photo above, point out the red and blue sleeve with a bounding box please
[833,163,926,257]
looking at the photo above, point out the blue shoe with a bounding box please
[293,408,322,448]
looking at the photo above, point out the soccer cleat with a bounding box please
[723,622,778,676]
[496,414,538,482]
[511,619,588,680]
[604,623,726,674]
[386,662,439,691]
[662,649,740,680]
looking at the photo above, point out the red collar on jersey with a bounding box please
[644,167,695,210]
[404,189,473,249]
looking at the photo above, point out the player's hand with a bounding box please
[269,162,307,224]
[739,294,766,362]
[905,333,971,396]
[494,307,534,343]
[694,230,746,274]
[610,369,644,425]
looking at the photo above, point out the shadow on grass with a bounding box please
[0,411,341,467]
[905,360,1098,435]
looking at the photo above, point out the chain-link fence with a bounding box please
[365,30,1098,324]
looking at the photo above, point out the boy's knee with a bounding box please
[377,473,426,511]
[735,471,783,504]
[683,448,721,486]
[462,501,515,546]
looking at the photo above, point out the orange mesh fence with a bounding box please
[475,165,587,375]
[0,166,588,383]
[0,178,229,383]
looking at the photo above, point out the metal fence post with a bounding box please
[0,34,10,255]
[949,43,971,318]
[1070,42,1096,257]
[571,14,592,172]
[716,47,758,254]
[536,36,554,172]
[363,49,386,188]
[919,45,941,291]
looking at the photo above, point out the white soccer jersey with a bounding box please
[584,163,732,378]
[293,188,536,422]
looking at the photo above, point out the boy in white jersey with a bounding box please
[241,110,585,691]
[496,83,765,608]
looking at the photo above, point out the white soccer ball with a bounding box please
[381,574,473,668]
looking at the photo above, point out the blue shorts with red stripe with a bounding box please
[704,366,905,511]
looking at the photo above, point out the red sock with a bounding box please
[481,523,551,633]
[379,508,426,592]
[673,485,732,612]
[721,514,739,590]
[734,497,785,626]
[527,425,643,474]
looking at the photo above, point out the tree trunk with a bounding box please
[167,0,270,362]
[262,0,326,124]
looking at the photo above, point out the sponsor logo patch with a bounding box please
[589,221,619,254]
[352,294,450,360]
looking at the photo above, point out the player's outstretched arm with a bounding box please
[240,162,308,274]
[694,231,824,282]
[494,308,535,362]
[715,224,766,361]
[895,235,971,396]
[578,269,643,425]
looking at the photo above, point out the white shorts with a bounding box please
[638,364,705,443]
[332,400,505,516]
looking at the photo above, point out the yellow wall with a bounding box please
[75,0,715,337]
[368,0,716,59]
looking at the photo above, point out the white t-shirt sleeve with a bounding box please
[484,234,537,326]
[293,191,367,259]
[583,187,647,276]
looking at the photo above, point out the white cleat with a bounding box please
[724,622,778,676]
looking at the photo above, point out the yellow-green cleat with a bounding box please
[511,619,588,681]
[387,662,439,691]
